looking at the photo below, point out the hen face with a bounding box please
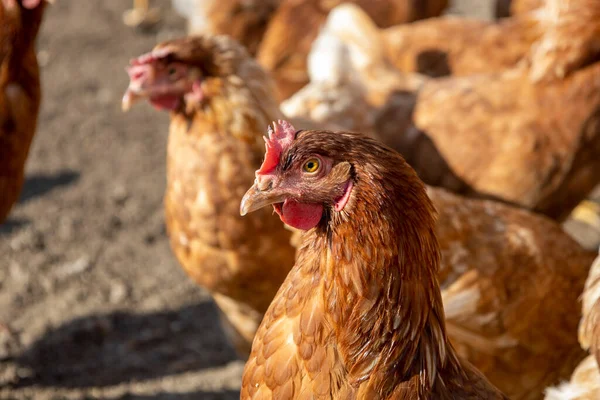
[122,51,203,112]
[240,120,354,230]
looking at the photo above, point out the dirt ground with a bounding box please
[0,1,599,400]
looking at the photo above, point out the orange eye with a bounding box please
[303,158,320,173]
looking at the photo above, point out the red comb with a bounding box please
[257,120,297,176]
[129,47,173,66]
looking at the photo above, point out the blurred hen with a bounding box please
[122,35,296,358]
[0,0,50,224]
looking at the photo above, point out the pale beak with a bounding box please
[121,88,143,112]
[240,182,287,216]
[122,64,154,112]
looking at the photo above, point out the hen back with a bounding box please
[0,2,46,223]
[382,14,542,78]
[384,0,599,80]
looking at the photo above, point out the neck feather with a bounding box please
[297,156,455,396]
[178,57,283,144]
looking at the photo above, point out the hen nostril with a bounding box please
[256,176,273,192]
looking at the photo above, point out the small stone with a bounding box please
[57,256,92,278]
[111,185,129,205]
[109,282,128,304]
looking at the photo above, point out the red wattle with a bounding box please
[276,200,323,230]
[150,95,180,111]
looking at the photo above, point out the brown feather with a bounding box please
[0,1,46,223]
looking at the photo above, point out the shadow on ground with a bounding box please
[10,302,238,388]
[19,170,80,204]
[0,218,29,236]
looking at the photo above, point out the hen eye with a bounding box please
[168,67,177,76]
[303,158,320,173]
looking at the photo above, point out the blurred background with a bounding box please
[0,1,599,399]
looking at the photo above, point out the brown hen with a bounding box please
[257,0,448,101]
[239,121,507,399]
[0,0,49,224]
[121,35,296,358]
[282,11,594,396]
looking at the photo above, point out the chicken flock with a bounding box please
[3,0,600,398]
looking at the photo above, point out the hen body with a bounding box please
[0,1,47,223]
[431,187,594,399]
[282,184,593,399]
[240,126,507,399]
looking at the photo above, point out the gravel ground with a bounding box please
[0,1,598,399]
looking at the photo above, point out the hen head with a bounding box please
[240,120,357,230]
[122,35,261,113]
[241,120,436,235]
